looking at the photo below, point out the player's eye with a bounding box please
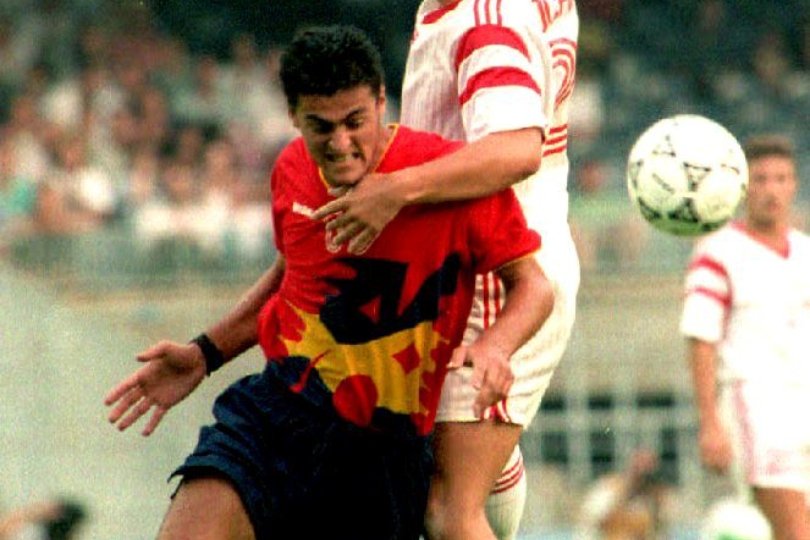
[308,120,334,135]
[345,116,365,130]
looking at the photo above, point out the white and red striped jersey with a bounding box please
[401,0,578,231]
[401,1,580,425]
[680,222,810,386]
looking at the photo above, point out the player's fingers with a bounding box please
[142,406,167,437]
[107,386,142,422]
[116,396,153,431]
[327,186,351,198]
[471,358,487,390]
[313,198,348,221]
[447,346,467,370]
[103,374,140,406]
[489,364,514,396]
[347,228,379,255]
[324,213,352,232]
[473,388,496,419]
[332,221,365,246]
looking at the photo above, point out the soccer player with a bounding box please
[313,1,581,537]
[680,134,810,540]
[104,25,554,540]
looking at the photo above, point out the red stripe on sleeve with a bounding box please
[459,66,540,106]
[688,255,729,280]
[687,286,731,309]
[455,25,530,71]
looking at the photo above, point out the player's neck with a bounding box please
[743,218,790,252]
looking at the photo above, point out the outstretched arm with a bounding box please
[688,337,732,472]
[450,255,554,418]
[104,256,286,435]
[313,128,543,253]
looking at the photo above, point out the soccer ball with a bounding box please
[626,114,748,236]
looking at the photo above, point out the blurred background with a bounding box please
[0,0,807,538]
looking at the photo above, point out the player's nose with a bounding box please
[328,127,352,152]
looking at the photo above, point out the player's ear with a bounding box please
[288,105,300,129]
[376,86,386,115]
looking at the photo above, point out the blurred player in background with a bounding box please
[104,25,554,539]
[574,448,672,540]
[313,1,580,538]
[680,134,810,539]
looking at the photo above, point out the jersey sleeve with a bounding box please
[467,189,540,274]
[455,20,548,141]
[269,142,305,256]
[679,250,731,343]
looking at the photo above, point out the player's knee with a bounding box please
[424,494,489,540]
[158,476,254,540]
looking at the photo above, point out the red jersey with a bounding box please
[258,125,540,436]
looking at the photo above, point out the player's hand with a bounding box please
[312,172,406,254]
[104,341,207,436]
[448,343,514,419]
[697,420,733,473]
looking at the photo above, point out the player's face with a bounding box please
[745,155,797,229]
[291,86,388,188]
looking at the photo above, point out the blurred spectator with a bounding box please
[0,138,38,251]
[568,67,606,151]
[152,36,196,103]
[199,136,273,261]
[751,29,794,98]
[170,122,209,169]
[3,93,52,182]
[569,158,648,272]
[137,86,173,153]
[34,132,117,234]
[0,15,39,91]
[123,145,161,215]
[40,61,122,137]
[246,47,297,165]
[0,497,87,540]
[133,159,224,259]
[171,55,229,127]
[574,449,672,540]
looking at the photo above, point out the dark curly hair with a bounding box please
[280,25,385,110]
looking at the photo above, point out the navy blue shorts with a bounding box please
[171,365,433,539]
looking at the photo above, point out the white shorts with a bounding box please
[436,231,579,427]
[721,379,810,500]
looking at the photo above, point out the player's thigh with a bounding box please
[753,487,810,540]
[158,476,254,540]
[430,421,523,509]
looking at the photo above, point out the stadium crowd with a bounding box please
[0,0,807,275]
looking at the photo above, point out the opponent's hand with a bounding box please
[312,172,406,254]
[104,341,207,436]
[697,420,733,473]
[448,343,514,419]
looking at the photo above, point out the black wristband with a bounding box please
[191,333,226,376]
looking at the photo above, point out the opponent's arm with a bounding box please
[313,128,543,253]
[104,256,286,435]
[688,337,732,472]
[450,255,554,417]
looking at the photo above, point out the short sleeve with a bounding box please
[679,253,730,343]
[456,22,548,141]
[467,189,540,273]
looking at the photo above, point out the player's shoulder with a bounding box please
[789,227,810,254]
[274,137,309,167]
[380,125,463,170]
[692,222,747,258]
